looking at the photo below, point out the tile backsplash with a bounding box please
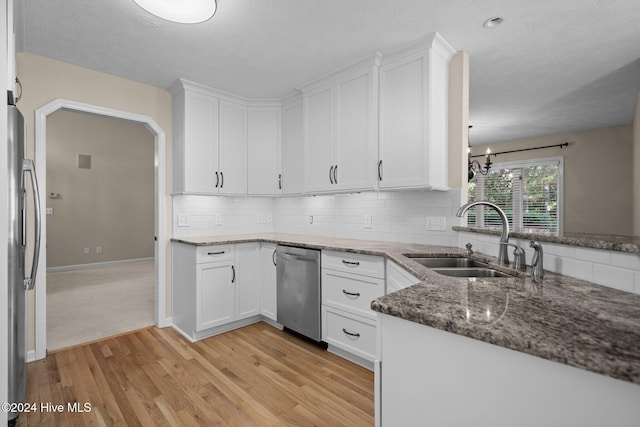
[457,230,640,295]
[173,189,464,246]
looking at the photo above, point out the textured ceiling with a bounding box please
[17,0,640,145]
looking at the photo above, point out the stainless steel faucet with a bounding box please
[530,241,544,281]
[457,201,511,266]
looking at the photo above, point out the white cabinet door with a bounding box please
[378,36,454,190]
[260,243,277,321]
[235,243,261,320]
[282,99,304,194]
[304,85,335,193]
[248,107,282,195]
[379,53,427,189]
[177,89,219,193]
[197,260,234,330]
[334,69,377,191]
[218,99,247,194]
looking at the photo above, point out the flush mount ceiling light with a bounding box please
[133,0,217,24]
[483,16,503,29]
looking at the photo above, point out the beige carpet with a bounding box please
[46,260,155,351]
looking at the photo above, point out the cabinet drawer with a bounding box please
[322,269,383,320]
[197,245,235,263]
[322,306,376,361]
[322,250,384,278]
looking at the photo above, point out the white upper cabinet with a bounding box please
[248,106,282,195]
[301,54,381,194]
[217,99,247,194]
[281,96,304,194]
[378,33,456,190]
[172,79,247,195]
[304,84,335,192]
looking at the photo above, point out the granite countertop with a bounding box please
[172,233,640,385]
[453,226,640,254]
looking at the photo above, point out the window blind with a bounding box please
[468,158,562,234]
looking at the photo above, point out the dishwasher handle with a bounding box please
[278,252,319,263]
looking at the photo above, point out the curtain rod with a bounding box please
[469,142,569,158]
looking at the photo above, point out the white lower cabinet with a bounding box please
[260,243,277,321]
[172,242,263,340]
[321,250,385,368]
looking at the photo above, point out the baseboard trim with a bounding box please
[26,350,36,363]
[327,345,374,371]
[46,257,154,272]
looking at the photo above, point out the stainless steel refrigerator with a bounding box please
[7,103,41,426]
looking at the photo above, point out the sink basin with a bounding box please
[409,257,488,269]
[432,268,514,278]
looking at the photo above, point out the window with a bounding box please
[467,157,563,234]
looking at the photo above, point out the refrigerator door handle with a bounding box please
[22,159,41,290]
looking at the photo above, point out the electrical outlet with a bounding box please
[96,246,102,254]
[177,214,190,227]
[364,215,372,229]
[266,213,272,223]
[308,215,314,224]
[83,247,90,255]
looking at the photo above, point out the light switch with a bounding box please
[425,216,446,231]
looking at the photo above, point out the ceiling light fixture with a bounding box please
[483,16,503,29]
[133,0,217,24]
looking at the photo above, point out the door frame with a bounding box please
[33,98,167,360]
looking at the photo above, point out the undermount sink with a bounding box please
[406,256,516,279]
[410,257,487,269]
[432,268,514,278]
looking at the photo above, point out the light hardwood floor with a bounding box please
[17,322,374,426]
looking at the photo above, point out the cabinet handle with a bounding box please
[220,171,224,188]
[333,164,338,184]
[378,160,383,181]
[342,260,360,267]
[342,328,360,338]
[329,165,334,184]
[278,174,282,190]
[342,290,360,297]
[215,171,219,188]
[207,251,225,256]
[272,249,277,266]
[231,265,236,283]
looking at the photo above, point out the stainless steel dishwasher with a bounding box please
[276,245,322,342]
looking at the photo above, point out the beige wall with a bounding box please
[46,110,155,267]
[16,52,173,352]
[448,50,469,198]
[470,125,634,235]
[633,91,640,235]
